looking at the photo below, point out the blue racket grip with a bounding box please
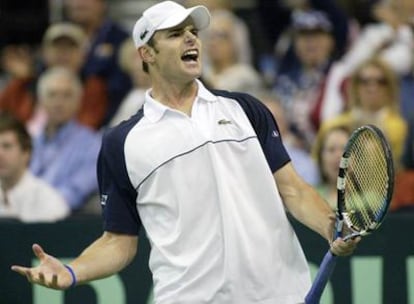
[305,251,338,304]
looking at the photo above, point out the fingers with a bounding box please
[11,265,29,276]
[12,244,57,288]
[330,236,361,256]
[11,265,61,289]
[32,244,46,260]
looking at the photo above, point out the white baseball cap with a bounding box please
[132,1,210,48]
[43,23,86,46]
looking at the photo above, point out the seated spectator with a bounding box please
[317,0,413,124]
[109,39,151,127]
[0,22,109,133]
[0,45,37,123]
[315,57,407,167]
[313,125,351,210]
[64,0,132,126]
[29,67,101,211]
[273,10,336,150]
[262,94,320,186]
[258,0,349,74]
[202,9,264,93]
[0,112,69,222]
[185,0,253,66]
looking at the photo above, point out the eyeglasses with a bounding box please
[357,76,388,86]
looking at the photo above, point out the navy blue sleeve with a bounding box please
[97,118,142,235]
[213,90,291,173]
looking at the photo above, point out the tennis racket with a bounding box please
[305,124,394,304]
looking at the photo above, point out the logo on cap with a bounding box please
[140,29,149,40]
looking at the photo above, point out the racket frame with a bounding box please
[305,124,394,304]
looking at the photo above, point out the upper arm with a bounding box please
[98,126,142,235]
[273,162,308,210]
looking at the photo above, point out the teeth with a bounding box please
[183,50,198,56]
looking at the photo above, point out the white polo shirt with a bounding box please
[98,80,311,304]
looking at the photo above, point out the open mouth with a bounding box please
[181,49,199,62]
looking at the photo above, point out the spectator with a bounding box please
[317,0,414,124]
[0,22,109,133]
[313,125,351,210]
[315,57,407,167]
[274,10,336,150]
[109,39,151,127]
[64,0,132,126]
[0,112,69,222]
[257,0,349,83]
[202,9,264,92]
[0,45,36,123]
[185,0,253,66]
[29,67,101,211]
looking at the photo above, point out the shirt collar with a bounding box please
[143,79,217,123]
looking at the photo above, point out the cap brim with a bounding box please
[45,34,82,45]
[157,5,210,31]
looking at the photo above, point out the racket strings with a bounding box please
[343,131,389,232]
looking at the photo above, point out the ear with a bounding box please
[138,45,155,65]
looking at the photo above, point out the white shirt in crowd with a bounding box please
[0,171,69,223]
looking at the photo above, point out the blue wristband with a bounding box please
[64,265,77,288]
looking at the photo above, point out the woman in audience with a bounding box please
[315,57,407,166]
[202,10,263,92]
[313,125,351,210]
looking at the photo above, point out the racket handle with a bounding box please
[305,251,338,304]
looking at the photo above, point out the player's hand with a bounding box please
[11,244,73,290]
[330,236,361,256]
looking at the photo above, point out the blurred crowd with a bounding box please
[0,0,414,223]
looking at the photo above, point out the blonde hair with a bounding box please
[348,57,400,113]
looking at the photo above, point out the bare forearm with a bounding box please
[275,163,334,242]
[68,232,138,284]
[286,182,335,241]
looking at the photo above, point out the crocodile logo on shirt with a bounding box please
[217,119,232,125]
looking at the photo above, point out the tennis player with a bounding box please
[11,1,359,303]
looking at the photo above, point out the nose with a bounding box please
[184,30,197,43]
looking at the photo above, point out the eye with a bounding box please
[191,29,199,37]
[169,31,182,38]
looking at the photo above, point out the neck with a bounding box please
[212,59,234,73]
[2,170,25,192]
[151,79,198,116]
[45,123,65,139]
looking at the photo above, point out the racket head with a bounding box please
[336,124,394,237]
